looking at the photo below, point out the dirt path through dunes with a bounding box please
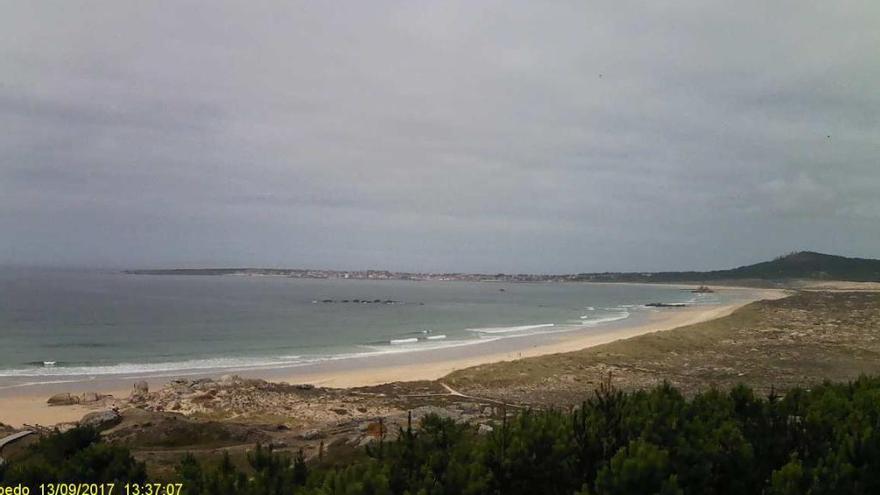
[440,382,524,409]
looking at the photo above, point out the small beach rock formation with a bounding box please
[79,410,121,430]
[47,391,110,406]
[96,375,503,456]
[129,381,150,403]
[47,393,80,406]
[126,375,399,428]
[318,299,400,304]
[132,380,149,394]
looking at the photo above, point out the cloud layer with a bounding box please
[2,1,878,272]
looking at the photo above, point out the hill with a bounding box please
[576,251,880,283]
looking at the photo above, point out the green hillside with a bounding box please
[578,251,880,283]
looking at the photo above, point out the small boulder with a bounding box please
[129,381,150,400]
[129,381,150,403]
[47,393,80,406]
[298,429,322,440]
[478,424,494,435]
[219,374,241,385]
[80,392,101,403]
[79,410,121,430]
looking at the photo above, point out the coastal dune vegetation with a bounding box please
[7,376,880,494]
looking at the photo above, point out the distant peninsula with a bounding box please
[125,251,880,284]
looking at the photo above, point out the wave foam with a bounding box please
[580,311,630,327]
[1,309,644,383]
[0,336,505,381]
[467,323,556,334]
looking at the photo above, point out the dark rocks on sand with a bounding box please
[48,392,108,406]
[47,393,80,406]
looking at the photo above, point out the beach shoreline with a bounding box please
[0,286,788,428]
[276,288,787,387]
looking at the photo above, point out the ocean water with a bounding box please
[0,268,731,386]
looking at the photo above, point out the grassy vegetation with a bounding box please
[447,291,880,403]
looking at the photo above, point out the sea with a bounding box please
[0,268,741,390]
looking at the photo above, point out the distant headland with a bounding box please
[125,251,880,284]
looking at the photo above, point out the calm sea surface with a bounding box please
[0,268,736,386]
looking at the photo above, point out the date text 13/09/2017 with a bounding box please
[2,483,186,495]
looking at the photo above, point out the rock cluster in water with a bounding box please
[316,299,400,304]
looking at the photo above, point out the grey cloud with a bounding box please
[1,0,879,272]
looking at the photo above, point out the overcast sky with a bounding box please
[1,1,878,273]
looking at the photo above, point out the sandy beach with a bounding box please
[282,289,787,387]
[0,287,787,428]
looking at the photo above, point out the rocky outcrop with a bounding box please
[297,429,322,440]
[103,375,503,458]
[129,381,150,402]
[47,393,80,406]
[47,391,112,407]
[80,410,121,430]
